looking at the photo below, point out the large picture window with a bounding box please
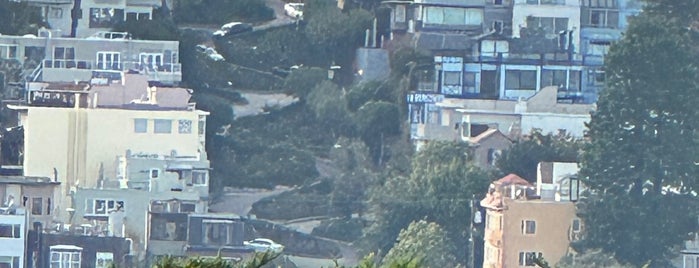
[424,7,483,26]
[89,8,124,28]
[154,119,172,134]
[505,70,536,91]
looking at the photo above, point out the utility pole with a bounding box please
[469,195,475,268]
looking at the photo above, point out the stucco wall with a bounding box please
[501,200,576,267]
[22,107,205,220]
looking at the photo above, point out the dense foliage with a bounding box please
[576,1,699,266]
[382,220,458,268]
[172,0,273,24]
[362,141,490,265]
[0,0,45,35]
[495,131,582,182]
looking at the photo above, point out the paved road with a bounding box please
[209,187,291,215]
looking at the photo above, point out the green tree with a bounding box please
[283,67,328,98]
[0,0,45,35]
[576,8,699,267]
[306,80,355,137]
[354,101,400,165]
[556,250,637,268]
[382,220,458,268]
[496,130,582,182]
[363,141,490,265]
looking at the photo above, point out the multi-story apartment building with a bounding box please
[8,73,208,221]
[480,162,581,268]
[21,0,171,38]
[0,29,181,86]
[386,0,640,148]
[0,207,27,268]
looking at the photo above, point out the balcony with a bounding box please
[41,59,182,84]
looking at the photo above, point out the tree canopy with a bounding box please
[0,0,45,35]
[576,4,699,266]
[382,220,458,268]
[362,141,490,265]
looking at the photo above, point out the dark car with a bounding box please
[213,22,253,37]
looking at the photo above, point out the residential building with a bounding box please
[0,211,26,268]
[26,231,133,268]
[8,73,208,221]
[480,162,581,268]
[0,176,60,228]
[681,234,699,268]
[466,128,513,168]
[0,29,181,86]
[410,86,593,148]
[147,211,254,264]
[22,0,172,38]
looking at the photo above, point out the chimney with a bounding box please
[149,86,158,105]
[537,162,555,200]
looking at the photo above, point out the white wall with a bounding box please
[521,113,589,137]
[0,215,25,268]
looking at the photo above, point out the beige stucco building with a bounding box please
[9,74,208,221]
[481,163,581,267]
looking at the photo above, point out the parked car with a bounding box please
[243,238,284,253]
[213,22,253,37]
[284,3,304,19]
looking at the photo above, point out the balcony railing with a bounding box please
[43,59,182,75]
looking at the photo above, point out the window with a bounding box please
[518,252,542,266]
[464,72,477,93]
[85,199,124,216]
[180,203,196,213]
[424,7,483,26]
[50,249,81,268]
[443,71,461,86]
[581,0,617,7]
[47,198,52,215]
[198,116,206,135]
[53,47,76,68]
[522,220,536,234]
[493,0,503,5]
[526,0,564,4]
[150,169,160,179]
[0,256,20,268]
[178,120,192,134]
[394,5,406,23]
[139,53,163,72]
[587,41,611,56]
[541,69,567,88]
[134,119,148,133]
[487,149,502,166]
[32,197,42,215]
[95,252,113,268]
[49,7,63,18]
[587,69,605,85]
[572,218,581,233]
[150,217,187,241]
[505,70,536,91]
[583,9,619,28]
[96,51,121,70]
[192,171,208,186]
[154,119,172,133]
[0,45,18,59]
[0,224,20,238]
[89,8,124,28]
[526,17,568,35]
[203,220,233,246]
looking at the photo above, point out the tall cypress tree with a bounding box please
[577,4,699,266]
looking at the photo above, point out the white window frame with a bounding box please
[149,168,160,179]
[0,44,18,59]
[0,224,21,238]
[394,5,406,23]
[50,250,81,268]
[192,170,208,186]
[178,119,193,134]
[0,256,19,268]
[202,220,233,245]
[139,52,163,72]
[95,252,113,268]
[85,199,124,216]
[96,51,121,70]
